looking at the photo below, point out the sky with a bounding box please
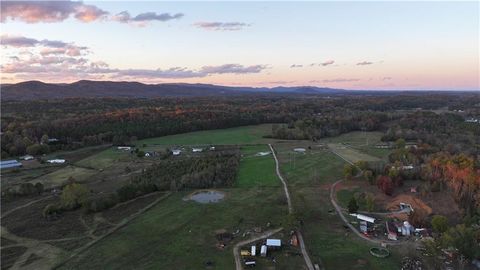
[1,1,479,90]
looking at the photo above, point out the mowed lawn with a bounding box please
[137,124,276,145]
[235,145,278,187]
[60,188,289,270]
[327,143,381,164]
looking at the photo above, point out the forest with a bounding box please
[2,93,479,158]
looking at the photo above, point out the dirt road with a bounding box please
[269,144,315,270]
[233,228,283,270]
[330,179,406,246]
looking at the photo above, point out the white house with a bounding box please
[20,155,34,161]
[192,148,203,153]
[172,149,181,156]
[47,159,66,164]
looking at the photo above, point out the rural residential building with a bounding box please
[20,155,34,161]
[192,148,203,153]
[117,146,132,151]
[172,149,181,155]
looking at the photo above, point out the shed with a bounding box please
[171,149,181,156]
[0,160,22,169]
[350,213,375,223]
[47,159,66,164]
[260,245,267,257]
[251,245,256,256]
[192,148,203,153]
[20,155,34,161]
[293,148,306,153]
[117,146,131,151]
[266,239,281,247]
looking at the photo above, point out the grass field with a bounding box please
[30,165,97,188]
[75,148,131,170]
[235,145,278,188]
[137,124,277,145]
[60,187,294,269]
[274,142,402,269]
[328,143,381,163]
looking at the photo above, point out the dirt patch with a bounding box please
[2,197,87,242]
[1,246,27,270]
[386,194,432,220]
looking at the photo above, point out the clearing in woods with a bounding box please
[136,124,278,145]
[235,144,278,188]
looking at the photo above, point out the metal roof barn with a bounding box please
[266,239,281,247]
[0,160,22,169]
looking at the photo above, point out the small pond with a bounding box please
[184,190,225,204]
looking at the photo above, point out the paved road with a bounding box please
[269,144,315,270]
[233,228,283,270]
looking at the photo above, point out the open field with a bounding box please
[235,145,278,188]
[1,128,406,270]
[136,124,279,145]
[29,165,97,188]
[318,131,391,160]
[327,143,381,164]
[273,142,404,269]
[59,187,297,269]
[75,148,132,170]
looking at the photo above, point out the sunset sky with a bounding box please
[1,1,479,90]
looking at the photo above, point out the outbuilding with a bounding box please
[20,155,34,161]
[266,239,281,249]
[192,148,203,153]
[251,245,256,256]
[47,159,66,164]
[0,160,23,169]
[293,148,306,153]
[172,149,181,156]
[260,245,267,257]
[117,146,132,151]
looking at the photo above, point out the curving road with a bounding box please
[269,144,315,270]
[330,180,407,246]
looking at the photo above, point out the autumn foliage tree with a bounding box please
[376,175,394,196]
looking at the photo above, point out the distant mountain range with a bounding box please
[0,80,345,100]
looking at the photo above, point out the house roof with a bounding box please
[0,160,22,169]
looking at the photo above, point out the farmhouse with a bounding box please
[192,148,203,153]
[47,159,66,164]
[20,155,34,161]
[386,221,398,240]
[172,149,181,155]
[0,160,23,169]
